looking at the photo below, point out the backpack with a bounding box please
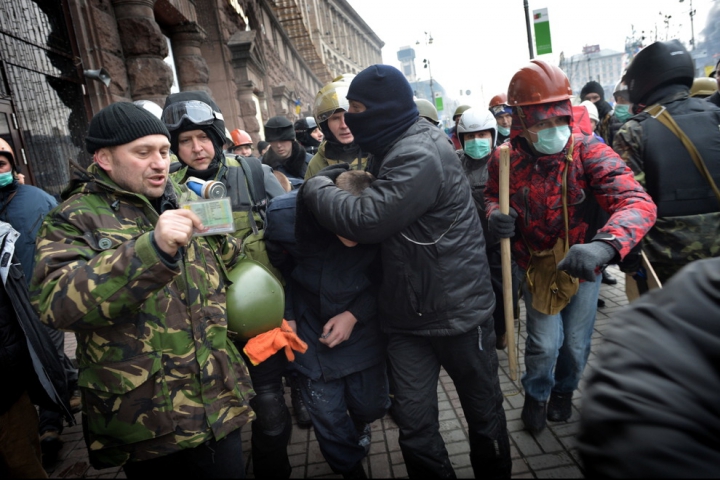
[224,155,283,282]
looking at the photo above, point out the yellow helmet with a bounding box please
[314,74,355,124]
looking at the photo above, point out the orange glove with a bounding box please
[243,319,308,366]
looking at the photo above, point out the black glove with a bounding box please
[315,162,350,183]
[557,241,616,282]
[488,208,518,239]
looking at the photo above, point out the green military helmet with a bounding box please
[415,98,439,125]
[314,73,355,124]
[453,104,471,121]
[226,258,284,340]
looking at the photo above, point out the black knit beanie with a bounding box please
[344,64,419,155]
[85,102,170,154]
[580,81,605,101]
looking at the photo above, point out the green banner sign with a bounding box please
[533,8,552,56]
[435,96,444,111]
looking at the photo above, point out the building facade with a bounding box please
[0,0,381,196]
[559,46,627,103]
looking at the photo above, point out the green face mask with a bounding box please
[614,104,632,123]
[0,171,13,188]
[464,138,492,160]
[532,125,571,155]
[497,125,510,137]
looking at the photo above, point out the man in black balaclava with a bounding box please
[293,117,323,156]
[581,80,613,142]
[301,64,511,479]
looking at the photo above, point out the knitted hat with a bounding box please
[580,81,604,101]
[344,64,418,155]
[86,102,170,154]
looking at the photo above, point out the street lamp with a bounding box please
[680,0,696,50]
[416,32,435,102]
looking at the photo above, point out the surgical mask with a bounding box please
[464,138,492,160]
[0,171,13,188]
[614,104,632,123]
[497,125,510,137]
[532,125,571,155]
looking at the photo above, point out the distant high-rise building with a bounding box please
[397,46,417,83]
[559,47,627,102]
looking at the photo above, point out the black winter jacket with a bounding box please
[578,257,720,477]
[303,118,495,335]
[0,222,72,420]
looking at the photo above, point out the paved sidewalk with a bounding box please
[50,266,629,478]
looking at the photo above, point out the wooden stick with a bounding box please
[499,145,518,381]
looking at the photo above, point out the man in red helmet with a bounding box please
[488,93,512,146]
[484,60,656,435]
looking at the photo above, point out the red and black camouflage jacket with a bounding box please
[485,128,656,272]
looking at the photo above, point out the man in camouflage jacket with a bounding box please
[30,103,254,477]
[613,40,720,283]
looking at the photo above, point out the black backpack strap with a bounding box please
[226,163,260,235]
[238,156,268,216]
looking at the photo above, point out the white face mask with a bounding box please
[532,126,571,155]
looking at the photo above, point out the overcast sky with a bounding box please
[347,0,715,115]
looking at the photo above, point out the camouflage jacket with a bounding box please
[30,164,254,468]
[304,142,368,180]
[613,89,720,282]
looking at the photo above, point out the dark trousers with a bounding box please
[38,326,77,435]
[388,323,511,479]
[239,347,292,478]
[487,246,520,338]
[0,391,46,478]
[122,428,244,479]
[299,361,390,474]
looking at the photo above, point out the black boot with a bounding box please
[547,391,573,422]
[343,462,368,479]
[601,267,617,285]
[521,395,547,435]
[287,374,311,428]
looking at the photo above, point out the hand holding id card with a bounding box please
[181,197,235,236]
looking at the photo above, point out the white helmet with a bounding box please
[456,108,497,148]
[133,100,163,120]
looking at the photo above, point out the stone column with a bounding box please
[169,22,210,93]
[111,0,173,102]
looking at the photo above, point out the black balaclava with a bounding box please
[163,91,225,180]
[318,116,362,162]
[580,81,612,121]
[344,65,419,156]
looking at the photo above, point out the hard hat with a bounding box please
[226,259,285,340]
[507,60,572,107]
[230,129,253,147]
[690,77,717,98]
[613,79,630,102]
[415,98,439,125]
[580,100,599,123]
[314,74,355,124]
[456,108,497,149]
[489,93,508,108]
[453,104,471,120]
[624,39,694,104]
[133,100,164,119]
[293,117,318,132]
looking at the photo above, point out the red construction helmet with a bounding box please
[488,93,508,108]
[507,60,572,107]
[230,129,253,148]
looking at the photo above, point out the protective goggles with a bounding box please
[162,100,224,131]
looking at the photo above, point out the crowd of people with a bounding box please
[2,37,720,479]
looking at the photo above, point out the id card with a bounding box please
[181,197,235,236]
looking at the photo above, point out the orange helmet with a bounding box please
[489,93,508,108]
[230,129,253,148]
[0,138,15,167]
[507,60,572,107]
